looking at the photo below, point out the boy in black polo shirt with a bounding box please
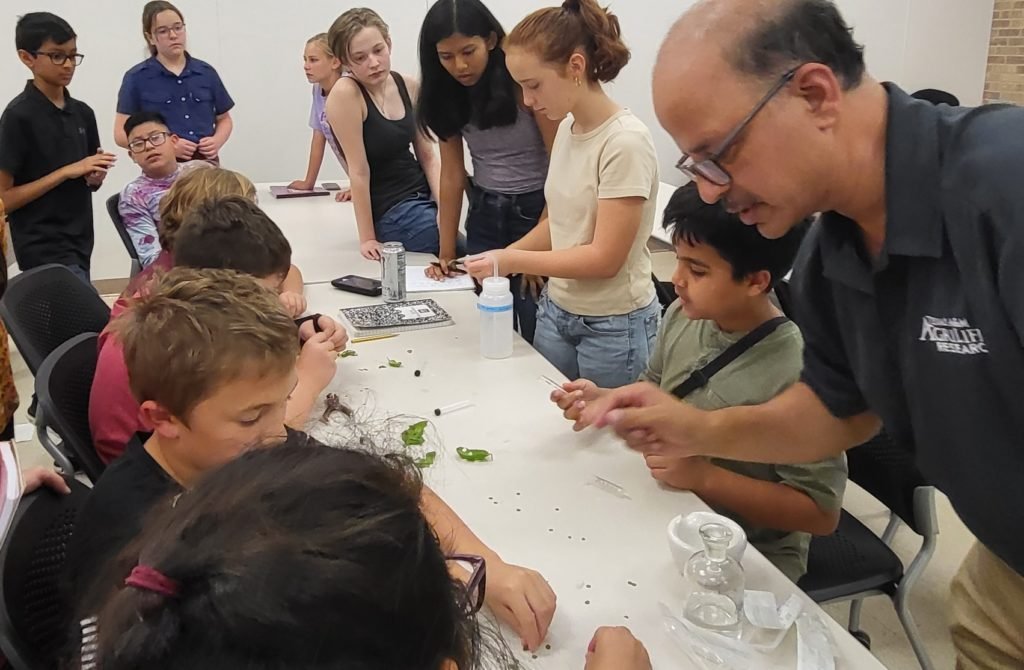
[0,12,117,284]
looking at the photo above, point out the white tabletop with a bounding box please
[259,183,884,669]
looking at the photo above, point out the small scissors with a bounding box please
[429,258,468,275]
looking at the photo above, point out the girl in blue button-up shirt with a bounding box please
[113,1,234,162]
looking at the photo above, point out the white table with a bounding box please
[259,184,885,669]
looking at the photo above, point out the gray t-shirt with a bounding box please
[462,105,547,194]
[642,303,848,582]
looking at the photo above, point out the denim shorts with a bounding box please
[375,193,440,255]
[465,180,545,343]
[533,291,660,389]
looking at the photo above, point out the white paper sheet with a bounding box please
[406,266,475,293]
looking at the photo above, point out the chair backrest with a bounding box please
[106,193,142,278]
[847,431,931,534]
[653,274,676,314]
[0,480,91,669]
[37,333,107,482]
[0,264,111,375]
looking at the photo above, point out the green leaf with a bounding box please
[338,350,358,358]
[388,359,403,368]
[456,447,492,463]
[414,451,437,468]
[401,420,428,447]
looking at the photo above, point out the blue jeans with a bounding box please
[534,292,661,389]
[465,181,545,343]
[376,193,440,255]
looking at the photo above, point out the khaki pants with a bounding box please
[951,542,1024,670]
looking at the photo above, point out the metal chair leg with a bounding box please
[895,590,934,670]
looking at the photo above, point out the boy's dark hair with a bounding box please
[730,0,865,90]
[15,12,76,53]
[416,0,519,140]
[89,438,508,669]
[123,111,169,137]
[663,183,809,289]
[174,196,292,280]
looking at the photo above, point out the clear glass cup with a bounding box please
[683,522,745,635]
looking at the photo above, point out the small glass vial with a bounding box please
[683,523,745,635]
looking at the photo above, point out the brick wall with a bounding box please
[986,0,1024,104]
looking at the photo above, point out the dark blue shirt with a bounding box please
[116,55,233,141]
[792,84,1024,575]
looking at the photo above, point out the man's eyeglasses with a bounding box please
[128,132,170,154]
[676,66,801,187]
[33,51,85,67]
[448,554,487,615]
[153,23,186,39]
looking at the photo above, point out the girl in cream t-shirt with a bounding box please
[466,0,660,387]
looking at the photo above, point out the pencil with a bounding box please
[351,333,399,344]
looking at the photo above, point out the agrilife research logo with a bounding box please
[919,316,988,355]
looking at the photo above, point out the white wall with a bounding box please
[0,0,993,280]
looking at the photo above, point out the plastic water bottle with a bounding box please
[479,276,513,359]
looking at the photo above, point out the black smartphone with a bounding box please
[321,182,342,191]
[332,275,382,297]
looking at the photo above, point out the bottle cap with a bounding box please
[481,276,511,296]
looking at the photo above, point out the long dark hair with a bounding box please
[84,437,502,669]
[417,0,520,140]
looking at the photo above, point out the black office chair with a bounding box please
[35,333,107,483]
[106,193,143,279]
[798,431,937,670]
[0,264,110,375]
[0,479,90,669]
[653,274,676,314]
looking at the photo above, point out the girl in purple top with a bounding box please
[289,34,351,202]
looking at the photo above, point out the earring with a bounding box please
[574,76,581,87]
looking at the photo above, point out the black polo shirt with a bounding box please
[791,84,1024,576]
[0,81,99,270]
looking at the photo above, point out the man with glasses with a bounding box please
[118,111,205,268]
[582,0,1024,666]
[0,12,116,286]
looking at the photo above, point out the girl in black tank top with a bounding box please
[325,9,440,260]
[355,73,430,221]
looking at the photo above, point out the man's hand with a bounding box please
[581,381,712,458]
[298,315,348,352]
[174,138,198,161]
[585,627,651,670]
[22,467,71,495]
[197,136,223,160]
[644,454,711,491]
[483,559,557,652]
[550,379,606,430]
[64,150,116,180]
[278,291,308,318]
[360,239,383,260]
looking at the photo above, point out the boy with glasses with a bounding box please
[118,111,202,267]
[0,12,116,285]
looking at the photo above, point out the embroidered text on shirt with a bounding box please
[919,316,988,355]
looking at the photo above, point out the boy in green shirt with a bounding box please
[552,183,846,582]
